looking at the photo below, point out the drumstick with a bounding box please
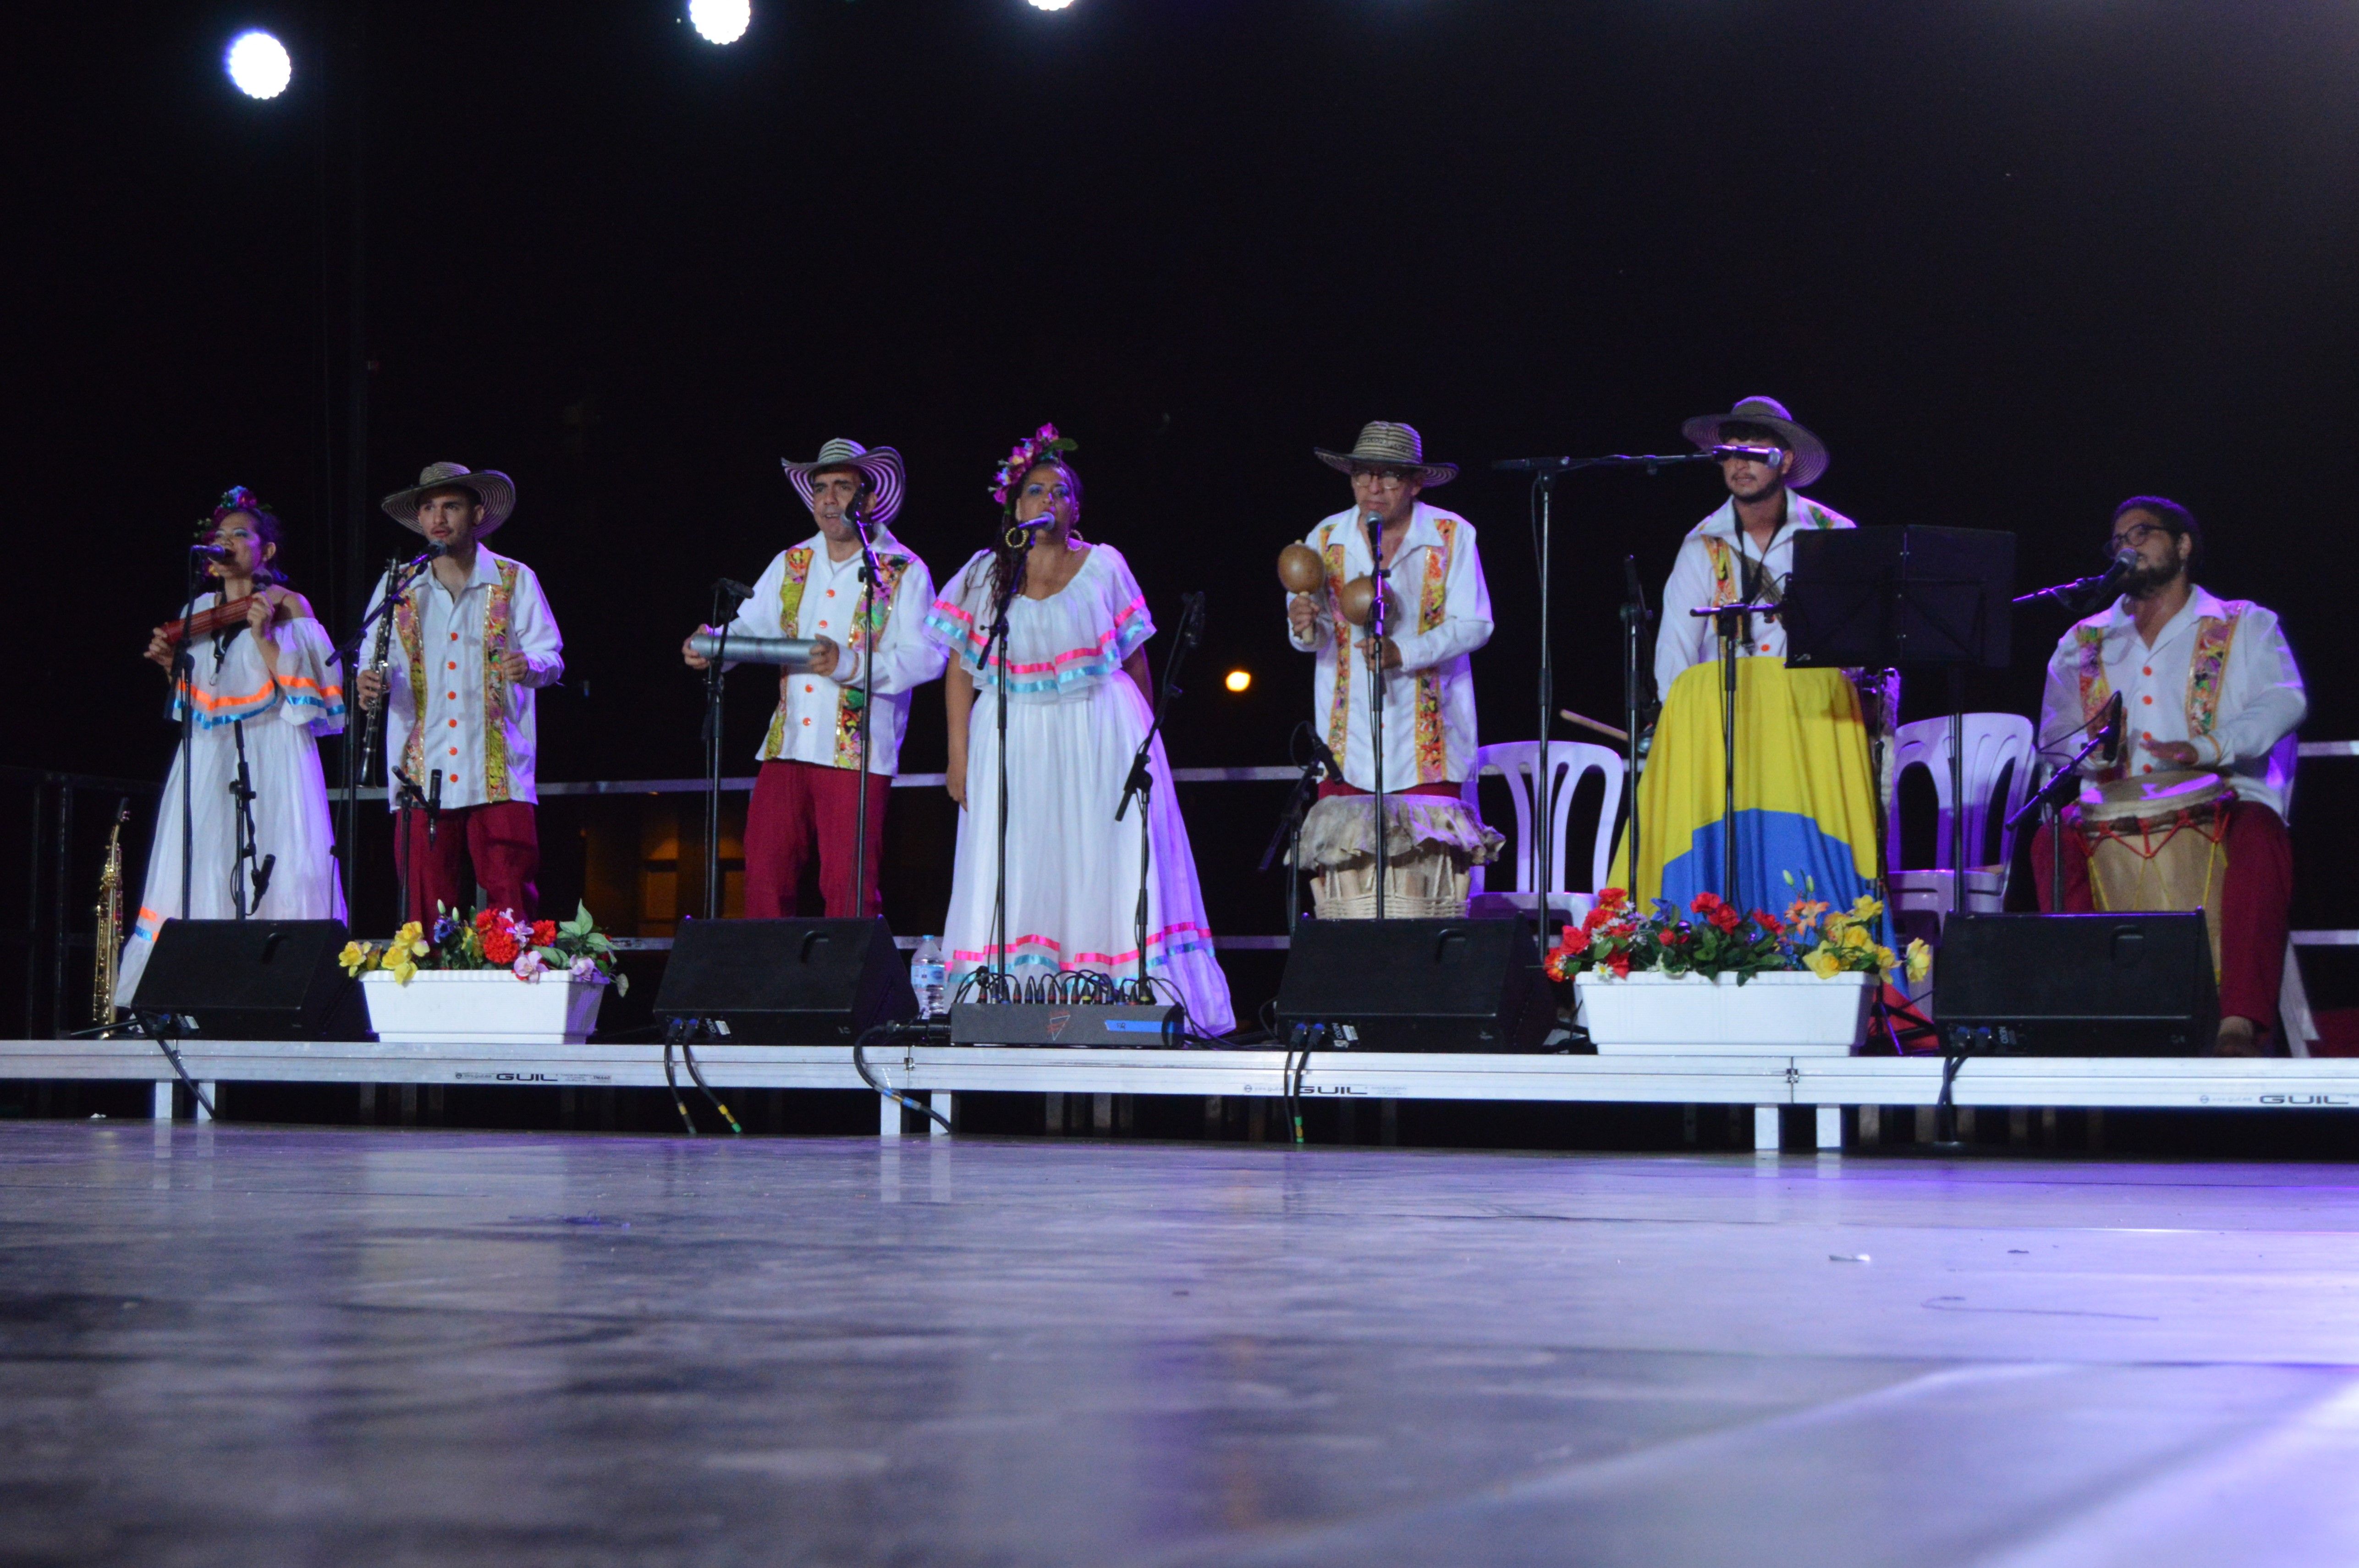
[1557,708,1631,743]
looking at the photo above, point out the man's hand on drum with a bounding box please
[2143,735,2199,768]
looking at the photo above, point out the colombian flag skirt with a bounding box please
[1611,660,1882,925]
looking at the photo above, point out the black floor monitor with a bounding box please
[655,918,916,1044]
[129,919,368,1039]
[1274,918,1555,1053]
[1934,912,2218,1055]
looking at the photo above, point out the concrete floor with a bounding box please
[3,1124,2359,1567]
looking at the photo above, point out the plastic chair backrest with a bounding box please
[1886,713,2036,872]
[1461,740,1627,897]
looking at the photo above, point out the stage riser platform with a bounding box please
[7,1042,2357,1151]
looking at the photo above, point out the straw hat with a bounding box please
[1312,421,1458,486]
[380,462,516,536]
[781,439,905,527]
[1680,396,1829,488]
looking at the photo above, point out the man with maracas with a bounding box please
[1282,422,1494,802]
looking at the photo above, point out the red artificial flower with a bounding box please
[473,908,500,933]
[530,920,557,948]
[1582,904,1612,932]
[1658,927,1687,947]
[1689,892,1725,916]
[1708,903,1742,933]
[1758,910,1786,938]
[1562,927,1593,954]
[1606,951,1632,979]
[482,928,521,965]
[1596,888,1628,913]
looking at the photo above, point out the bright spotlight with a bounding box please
[689,0,751,43]
[1028,0,1078,10]
[1224,669,1252,694]
[224,30,292,100]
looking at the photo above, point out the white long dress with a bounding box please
[116,598,349,1005]
[924,543,1236,1033]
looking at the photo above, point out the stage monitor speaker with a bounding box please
[1273,918,1554,1053]
[654,918,916,1044]
[129,919,368,1039]
[1934,912,2218,1056]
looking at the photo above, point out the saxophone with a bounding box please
[92,800,129,1024]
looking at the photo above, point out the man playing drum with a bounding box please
[2032,497,2306,1055]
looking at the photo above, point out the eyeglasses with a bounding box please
[2105,520,2165,557]
[1350,468,1411,488]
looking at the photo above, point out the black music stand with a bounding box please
[1782,526,2016,905]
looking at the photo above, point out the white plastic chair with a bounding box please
[2274,736,2316,1057]
[1461,741,1627,924]
[1885,713,2036,927]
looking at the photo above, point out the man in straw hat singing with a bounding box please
[683,439,943,918]
[356,462,565,921]
[1615,398,1893,932]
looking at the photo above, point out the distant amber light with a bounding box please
[1224,669,1252,693]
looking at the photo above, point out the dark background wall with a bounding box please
[12,0,2356,960]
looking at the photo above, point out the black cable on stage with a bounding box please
[677,1035,742,1135]
[660,1023,698,1135]
[852,1023,952,1135]
[133,1013,216,1122]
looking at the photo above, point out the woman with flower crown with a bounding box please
[116,487,348,1004]
[923,426,1235,1032]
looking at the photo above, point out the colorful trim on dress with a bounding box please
[759,546,818,761]
[1322,531,1352,759]
[948,920,1217,974]
[2071,621,2120,783]
[921,579,1148,697]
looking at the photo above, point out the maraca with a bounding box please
[1277,543,1326,595]
[1336,576,1395,627]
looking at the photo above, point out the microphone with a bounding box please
[2090,548,2138,599]
[1304,728,1342,779]
[1711,444,1785,465]
[190,543,233,563]
[713,577,755,603]
[1622,553,1651,616]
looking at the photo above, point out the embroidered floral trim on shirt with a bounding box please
[1412,517,1456,784]
[2186,608,2245,737]
[1322,532,1352,758]
[481,561,519,802]
[759,547,818,762]
[830,552,914,769]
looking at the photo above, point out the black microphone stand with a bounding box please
[389,766,424,930]
[1116,592,1203,1000]
[700,578,750,921]
[846,499,887,922]
[228,711,263,919]
[1494,451,1716,932]
[979,545,1028,1000]
[1258,725,1336,937]
[2012,696,2124,913]
[1618,555,1656,904]
[171,554,203,922]
[331,549,440,922]
[1695,600,1781,904]
[1364,511,1389,922]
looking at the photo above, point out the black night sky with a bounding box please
[16,0,2359,962]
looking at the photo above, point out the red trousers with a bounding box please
[2031,800,2292,1034]
[399,800,539,922]
[744,759,891,919]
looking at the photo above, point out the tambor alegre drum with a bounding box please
[2073,769,2231,975]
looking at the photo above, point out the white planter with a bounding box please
[1575,970,1874,1056]
[361,969,607,1045]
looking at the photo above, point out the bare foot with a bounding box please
[2214,1017,2260,1057]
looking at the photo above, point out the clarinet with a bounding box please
[355,558,402,787]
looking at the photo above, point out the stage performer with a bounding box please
[925,425,1234,1033]
[681,438,943,918]
[1616,397,1888,923]
[117,487,347,1003]
[354,462,562,922]
[2032,497,2305,1055]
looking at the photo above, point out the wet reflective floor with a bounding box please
[4,1121,2359,1566]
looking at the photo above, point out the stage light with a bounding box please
[224,30,292,100]
[689,0,752,43]
[1224,669,1252,693]
[1027,0,1078,11]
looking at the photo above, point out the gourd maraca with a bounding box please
[1276,543,1326,595]
[1336,576,1395,627]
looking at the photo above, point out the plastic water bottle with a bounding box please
[910,935,947,1018]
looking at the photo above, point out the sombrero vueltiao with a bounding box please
[380,462,517,537]
[1680,396,1830,488]
[781,439,905,528]
[1312,421,1458,487]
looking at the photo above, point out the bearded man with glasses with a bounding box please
[2032,496,2307,1054]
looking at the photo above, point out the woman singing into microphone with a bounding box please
[924,426,1234,1032]
[115,488,348,1004]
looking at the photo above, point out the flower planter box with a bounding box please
[361,969,607,1045]
[1574,970,1873,1056]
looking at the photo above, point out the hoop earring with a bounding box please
[1004,525,1029,550]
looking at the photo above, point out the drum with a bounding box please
[1298,795,1502,920]
[2073,769,2231,976]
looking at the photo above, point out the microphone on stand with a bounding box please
[713,577,755,604]
[2099,690,2127,767]
[1710,444,1786,465]
[190,543,233,563]
[1304,729,1342,779]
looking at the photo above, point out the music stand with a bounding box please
[1782,526,2015,903]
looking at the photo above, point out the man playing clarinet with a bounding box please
[2033,497,2306,1054]
[355,462,564,922]
[682,439,943,918]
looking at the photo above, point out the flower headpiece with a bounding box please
[200,485,279,534]
[990,423,1079,509]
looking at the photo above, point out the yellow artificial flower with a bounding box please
[338,940,368,975]
[389,959,418,985]
[393,920,422,946]
[1841,925,1871,950]
[1805,948,1844,979]
[1874,945,1898,973]
[1849,895,1882,920]
[1905,938,1932,984]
